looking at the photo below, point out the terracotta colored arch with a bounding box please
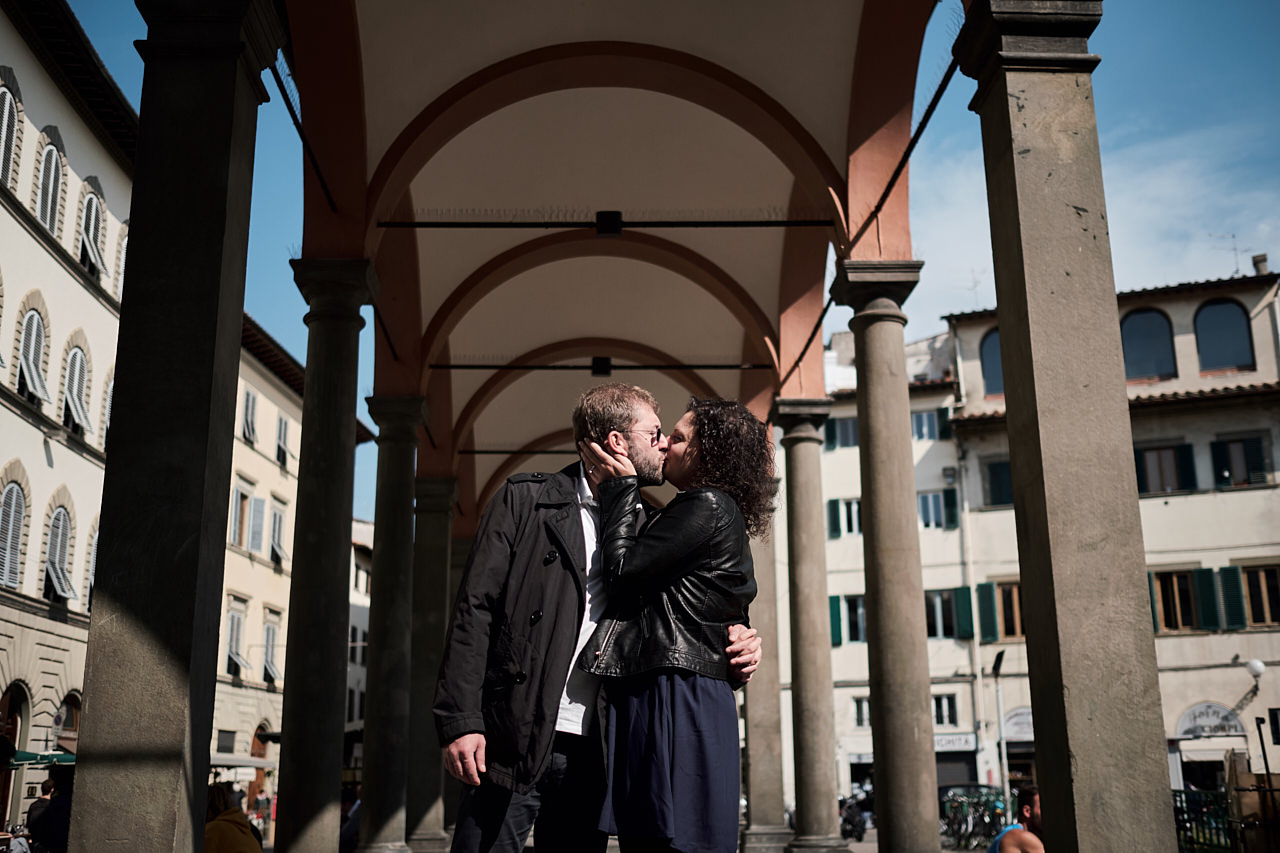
[477,428,575,510]
[366,41,849,255]
[419,230,779,394]
[451,336,720,454]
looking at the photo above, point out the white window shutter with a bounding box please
[20,312,51,403]
[88,532,97,593]
[103,380,113,439]
[249,497,265,553]
[116,236,127,297]
[81,196,104,270]
[229,489,243,545]
[242,391,257,444]
[0,89,14,186]
[0,483,21,588]
[66,348,93,433]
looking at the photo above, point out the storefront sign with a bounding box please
[1177,702,1246,738]
[934,732,977,752]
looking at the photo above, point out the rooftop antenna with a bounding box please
[1209,233,1253,277]
[966,267,986,309]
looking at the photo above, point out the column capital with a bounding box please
[416,477,460,516]
[366,396,427,443]
[954,0,1102,103]
[292,258,380,317]
[771,398,832,444]
[830,259,922,313]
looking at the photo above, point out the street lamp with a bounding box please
[992,649,1011,819]
[1246,658,1267,683]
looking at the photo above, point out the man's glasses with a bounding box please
[627,427,664,446]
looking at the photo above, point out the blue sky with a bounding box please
[66,1,1280,519]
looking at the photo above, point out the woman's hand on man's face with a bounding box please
[578,439,636,482]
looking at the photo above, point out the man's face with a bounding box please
[1024,794,1041,833]
[625,403,667,487]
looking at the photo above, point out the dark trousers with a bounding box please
[450,732,608,853]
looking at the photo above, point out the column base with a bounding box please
[357,843,413,853]
[784,835,849,853]
[407,830,450,853]
[741,824,794,853]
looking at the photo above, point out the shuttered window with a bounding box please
[824,417,858,450]
[845,595,866,643]
[263,618,282,683]
[0,483,24,589]
[853,697,871,728]
[933,694,958,726]
[226,603,252,676]
[63,347,93,435]
[976,582,999,644]
[1243,566,1280,627]
[0,88,15,187]
[116,235,127,297]
[86,531,97,611]
[1210,437,1267,488]
[269,501,287,565]
[37,145,59,231]
[925,589,956,639]
[1135,444,1197,494]
[44,507,77,602]
[18,310,51,403]
[79,194,104,275]
[276,416,289,466]
[986,460,1013,507]
[229,482,251,547]
[829,595,842,646]
[242,390,258,444]
[248,497,265,553]
[103,380,113,444]
[911,410,937,441]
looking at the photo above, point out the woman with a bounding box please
[577,397,777,853]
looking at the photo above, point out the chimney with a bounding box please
[1252,253,1269,275]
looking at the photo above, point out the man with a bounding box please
[435,383,761,853]
[989,785,1044,853]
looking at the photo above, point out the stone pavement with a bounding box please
[847,826,879,851]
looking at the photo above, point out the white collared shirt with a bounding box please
[555,471,608,734]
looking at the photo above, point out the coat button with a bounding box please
[529,610,543,625]
[514,670,527,684]
[543,549,558,565]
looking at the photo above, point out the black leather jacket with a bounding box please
[577,476,755,681]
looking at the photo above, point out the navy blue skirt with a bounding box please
[599,671,739,853]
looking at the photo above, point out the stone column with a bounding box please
[275,260,378,853]
[359,398,426,853]
[832,260,939,852]
[407,477,458,852]
[741,538,792,853]
[954,3,1176,849]
[69,6,280,852]
[771,400,845,853]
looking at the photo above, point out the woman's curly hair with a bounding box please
[686,397,778,538]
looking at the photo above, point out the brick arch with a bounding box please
[113,223,128,299]
[477,428,574,510]
[418,230,778,395]
[38,485,76,602]
[451,337,719,462]
[57,328,93,430]
[99,364,115,449]
[365,41,849,256]
[81,513,99,608]
[0,458,32,590]
[29,128,69,240]
[8,289,51,395]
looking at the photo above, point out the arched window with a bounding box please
[17,309,51,404]
[36,144,60,232]
[0,87,16,187]
[1195,299,1255,372]
[0,483,23,589]
[44,506,76,603]
[103,378,113,445]
[115,234,127,297]
[55,693,80,752]
[980,328,1003,396]
[1120,309,1177,380]
[62,346,93,435]
[79,193,104,276]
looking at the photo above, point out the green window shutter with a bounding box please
[1209,440,1231,488]
[1220,566,1247,630]
[988,461,1013,506]
[1148,572,1159,633]
[824,419,837,450]
[943,488,959,530]
[827,499,841,539]
[1134,447,1149,495]
[954,586,974,640]
[1175,444,1198,491]
[937,407,952,440]
[1243,437,1266,484]
[977,582,998,644]
[1193,568,1220,631]
[829,595,842,646]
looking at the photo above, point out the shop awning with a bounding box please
[208,755,275,769]
[9,750,76,769]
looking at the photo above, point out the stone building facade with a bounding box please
[775,258,1280,804]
